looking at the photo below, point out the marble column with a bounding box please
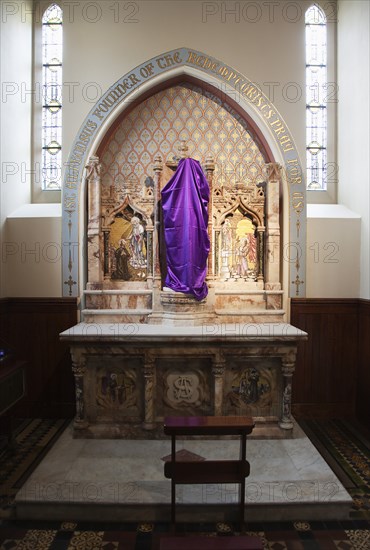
[279,354,296,429]
[153,155,163,290]
[103,230,110,279]
[205,155,215,279]
[214,229,220,276]
[86,156,102,287]
[212,354,226,416]
[146,229,154,284]
[143,354,156,430]
[257,226,265,282]
[71,353,88,430]
[265,163,282,290]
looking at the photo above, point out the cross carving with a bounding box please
[292,274,304,296]
[64,275,77,296]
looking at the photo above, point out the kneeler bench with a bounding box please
[162,416,263,549]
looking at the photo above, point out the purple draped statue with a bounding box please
[161,158,210,301]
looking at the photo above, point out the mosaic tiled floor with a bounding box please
[0,419,71,518]
[1,418,370,548]
[299,419,370,519]
[1,518,370,549]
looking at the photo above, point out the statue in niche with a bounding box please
[232,218,257,280]
[112,239,131,280]
[110,213,147,280]
[219,215,258,280]
[129,216,146,269]
[234,234,256,279]
[234,237,247,277]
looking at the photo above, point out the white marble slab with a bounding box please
[60,322,307,342]
[15,421,352,522]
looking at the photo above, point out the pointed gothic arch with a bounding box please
[62,48,306,299]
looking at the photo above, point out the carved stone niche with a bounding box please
[83,146,283,325]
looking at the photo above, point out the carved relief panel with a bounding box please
[156,358,213,418]
[85,356,144,422]
[223,357,281,419]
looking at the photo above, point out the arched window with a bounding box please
[41,4,63,190]
[305,5,327,191]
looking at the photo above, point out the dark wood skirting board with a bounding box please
[357,299,370,426]
[0,297,77,418]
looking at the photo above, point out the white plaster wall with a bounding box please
[2,0,369,301]
[337,0,370,299]
[5,205,62,297]
[306,205,361,298]
[62,0,309,303]
[0,0,33,296]
[62,0,310,172]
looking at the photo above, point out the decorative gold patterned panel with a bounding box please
[100,83,266,191]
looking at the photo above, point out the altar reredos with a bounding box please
[62,48,306,300]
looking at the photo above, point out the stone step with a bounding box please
[15,423,353,523]
[82,309,152,323]
[84,290,152,310]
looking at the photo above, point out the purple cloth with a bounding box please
[161,158,210,300]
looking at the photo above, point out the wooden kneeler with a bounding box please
[161,416,263,550]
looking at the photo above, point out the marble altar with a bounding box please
[63,86,307,439]
[61,323,307,438]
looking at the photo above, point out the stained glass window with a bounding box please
[305,5,327,190]
[42,4,62,190]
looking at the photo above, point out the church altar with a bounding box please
[62,82,308,438]
[61,322,306,438]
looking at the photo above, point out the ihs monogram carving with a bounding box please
[166,374,201,405]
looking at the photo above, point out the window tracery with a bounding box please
[305,5,327,191]
[41,3,63,190]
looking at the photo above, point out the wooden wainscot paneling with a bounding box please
[357,299,370,427]
[0,298,77,418]
[290,298,359,419]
